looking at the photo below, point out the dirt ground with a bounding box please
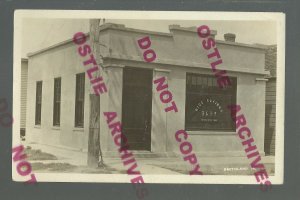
[25,146,122,174]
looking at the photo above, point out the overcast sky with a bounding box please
[21,18,277,58]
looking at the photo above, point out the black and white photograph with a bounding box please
[12,10,285,185]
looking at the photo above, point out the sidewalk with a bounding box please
[25,143,275,175]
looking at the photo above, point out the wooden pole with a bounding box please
[88,94,101,167]
[87,19,104,167]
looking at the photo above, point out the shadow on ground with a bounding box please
[25,146,58,160]
[26,146,122,174]
[30,162,120,174]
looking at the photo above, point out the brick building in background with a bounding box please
[264,45,277,156]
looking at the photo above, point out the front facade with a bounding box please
[26,23,268,158]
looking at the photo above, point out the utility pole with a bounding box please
[87,19,105,167]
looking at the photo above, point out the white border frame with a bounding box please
[13,10,285,184]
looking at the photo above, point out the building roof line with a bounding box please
[216,40,267,50]
[100,23,174,37]
[27,33,90,57]
[27,23,268,57]
[103,56,270,76]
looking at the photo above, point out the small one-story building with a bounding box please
[25,23,269,161]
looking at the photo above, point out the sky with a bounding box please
[21,18,277,58]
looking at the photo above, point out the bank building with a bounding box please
[20,23,276,168]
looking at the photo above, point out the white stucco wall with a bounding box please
[26,42,91,150]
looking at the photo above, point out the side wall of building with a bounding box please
[26,42,90,150]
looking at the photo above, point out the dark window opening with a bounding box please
[75,73,85,127]
[185,73,237,131]
[35,81,42,125]
[53,77,61,126]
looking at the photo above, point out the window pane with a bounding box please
[75,73,85,127]
[35,81,42,125]
[185,73,237,131]
[53,77,61,126]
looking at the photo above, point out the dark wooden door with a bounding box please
[122,67,152,151]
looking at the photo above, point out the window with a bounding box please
[35,81,42,125]
[75,73,85,127]
[53,77,61,126]
[185,73,237,131]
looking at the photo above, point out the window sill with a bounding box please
[73,127,84,132]
[52,126,60,130]
[34,125,41,129]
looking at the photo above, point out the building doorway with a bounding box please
[122,67,153,151]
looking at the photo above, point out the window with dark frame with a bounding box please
[75,73,85,127]
[185,73,237,131]
[35,81,42,125]
[53,77,61,126]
